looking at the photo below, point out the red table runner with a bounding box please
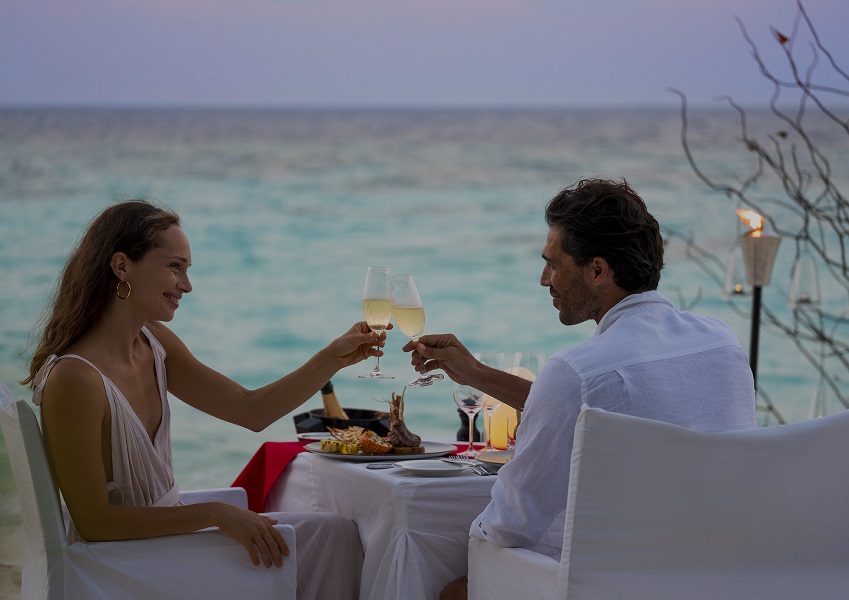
[232,441,310,512]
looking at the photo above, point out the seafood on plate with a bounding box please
[327,425,392,455]
[319,437,359,454]
[321,388,423,455]
[386,387,424,454]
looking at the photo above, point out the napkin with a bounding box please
[232,441,309,512]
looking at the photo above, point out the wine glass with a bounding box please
[391,274,444,387]
[474,352,505,454]
[359,267,395,379]
[453,382,483,458]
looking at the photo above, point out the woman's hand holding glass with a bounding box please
[328,321,390,368]
[359,266,395,379]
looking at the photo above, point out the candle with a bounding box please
[486,366,537,449]
[488,402,512,450]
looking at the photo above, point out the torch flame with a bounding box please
[736,209,765,237]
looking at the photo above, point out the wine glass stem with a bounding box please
[374,344,381,372]
[467,415,475,456]
[411,337,422,380]
[484,411,492,450]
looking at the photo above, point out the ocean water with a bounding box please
[0,107,846,581]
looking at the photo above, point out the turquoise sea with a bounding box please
[1,107,846,589]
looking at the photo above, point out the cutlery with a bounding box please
[442,455,479,465]
[472,464,498,476]
[442,456,495,475]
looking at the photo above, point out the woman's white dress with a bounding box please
[33,326,362,599]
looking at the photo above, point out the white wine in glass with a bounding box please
[391,274,444,387]
[359,267,395,379]
[392,306,425,338]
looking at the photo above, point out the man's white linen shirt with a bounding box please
[470,291,756,557]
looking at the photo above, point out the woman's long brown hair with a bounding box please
[22,199,180,388]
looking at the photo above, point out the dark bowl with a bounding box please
[293,408,391,437]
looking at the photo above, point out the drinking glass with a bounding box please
[474,352,506,453]
[511,351,546,379]
[453,382,483,458]
[508,352,546,447]
[359,267,395,379]
[391,274,444,387]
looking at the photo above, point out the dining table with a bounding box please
[257,442,497,600]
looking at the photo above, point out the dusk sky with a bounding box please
[2,0,847,108]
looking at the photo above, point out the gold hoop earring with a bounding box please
[116,280,132,300]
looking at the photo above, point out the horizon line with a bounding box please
[0,100,818,112]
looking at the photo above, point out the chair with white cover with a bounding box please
[0,380,297,600]
[469,404,849,600]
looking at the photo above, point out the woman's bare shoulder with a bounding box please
[46,357,101,386]
[41,358,108,413]
[145,321,191,356]
[145,320,177,343]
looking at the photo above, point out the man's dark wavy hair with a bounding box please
[545,178,664,292]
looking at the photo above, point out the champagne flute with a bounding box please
[359,267,395,379]
[453,382,483,458]
[474,352,505,454]
[390,274,444,387]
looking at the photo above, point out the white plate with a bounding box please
[476,449,514,470]
[305,441,456,462]
[393,459,467,477]
[297,432,334,442]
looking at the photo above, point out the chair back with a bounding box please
[557,405,849,598]
[0,381,68,598]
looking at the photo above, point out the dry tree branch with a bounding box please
[670,2,848,422]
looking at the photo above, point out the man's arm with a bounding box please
[472,358,583,551]
[403,333,531,410]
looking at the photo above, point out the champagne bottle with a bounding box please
[321,381,349,420]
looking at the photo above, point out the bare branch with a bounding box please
[675,3,847,422]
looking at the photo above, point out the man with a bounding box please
[405,178,756,599]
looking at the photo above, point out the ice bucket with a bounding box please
[293,408,391,437]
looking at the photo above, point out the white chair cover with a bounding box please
[0,380,297,600]
[469,404,849,600]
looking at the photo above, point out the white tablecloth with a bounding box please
[266,452,496,600]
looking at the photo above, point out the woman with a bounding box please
[22,199,375,598]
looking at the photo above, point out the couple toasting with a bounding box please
[22,177,755,600]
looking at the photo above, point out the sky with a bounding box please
[2,0,847,109]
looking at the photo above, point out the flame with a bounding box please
[736,209,765,237]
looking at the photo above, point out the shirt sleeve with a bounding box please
[470,355,584,550]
